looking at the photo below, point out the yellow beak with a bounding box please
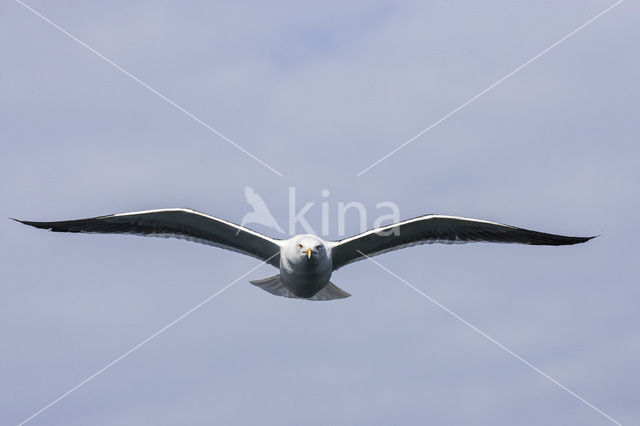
[305,247,313,259]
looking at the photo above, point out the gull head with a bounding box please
[290,235,326,263]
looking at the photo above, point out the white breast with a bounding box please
[279,235,333,298]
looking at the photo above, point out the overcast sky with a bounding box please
[1,1,638,425]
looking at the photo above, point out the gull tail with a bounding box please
[250,275,350,301]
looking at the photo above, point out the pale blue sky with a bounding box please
[1,1,638,425]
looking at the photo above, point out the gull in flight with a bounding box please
[14,209,594,301]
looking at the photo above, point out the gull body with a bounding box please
[14,208,595,301]
[279,235,332,298]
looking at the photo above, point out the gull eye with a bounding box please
[298,244,303,249]
[316,245,322,250]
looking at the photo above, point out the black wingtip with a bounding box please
[574,235,598,244]
[11,218,50,230]
[540,234,597,246]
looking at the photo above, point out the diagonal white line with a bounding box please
[356,0,625,176]
[17,253,278,426]
[15,0,283,177]
[357,250,622,425]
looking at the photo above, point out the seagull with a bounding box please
[14,208,595,301]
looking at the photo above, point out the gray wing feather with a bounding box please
[15,208,281,267]
[329,214,594,270]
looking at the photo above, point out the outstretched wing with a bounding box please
[329,214,595,270]
[15,208,282,267]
